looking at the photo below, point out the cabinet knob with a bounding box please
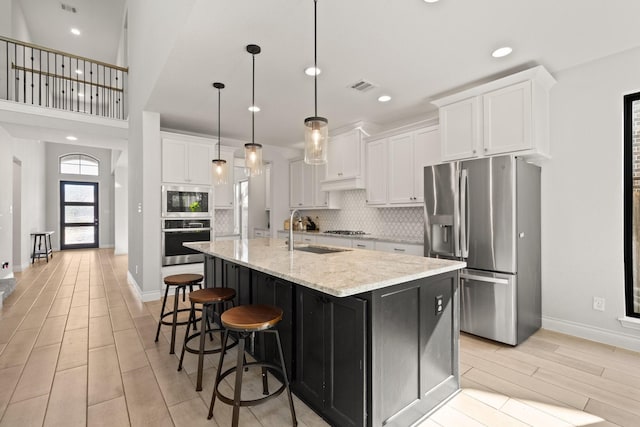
[472,150,476,154]
[484,148,488,152]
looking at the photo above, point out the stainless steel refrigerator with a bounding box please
[424,155,541,345]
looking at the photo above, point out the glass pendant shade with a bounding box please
[244,143,263,177]
[304,116,328,164]
[212,159,228,185]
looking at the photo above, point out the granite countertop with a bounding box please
[185,238,464,297]
[277,229,424,245]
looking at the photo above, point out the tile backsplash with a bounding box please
[214,209,234,234]
[302,190,424,239]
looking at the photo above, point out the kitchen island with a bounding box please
[185,238,465,427]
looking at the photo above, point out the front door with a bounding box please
[60,181,99,249]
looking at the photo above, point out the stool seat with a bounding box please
[189,287,236,304]
[221,304,283,332]
[164,273,203,286]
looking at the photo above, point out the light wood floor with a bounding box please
[0,249,638,426]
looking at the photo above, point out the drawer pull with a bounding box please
[393,248,405,252]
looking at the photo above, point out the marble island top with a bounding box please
[185,238,465,297]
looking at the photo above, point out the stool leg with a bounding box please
[48,234,53,259]
[261,366,269,396]
[31,235,37,264]
[231,334,246,427]
[208,330,230,420]
[178,302,195,372]
[206,305,214,342]
[275,330,297,426]
[154,285,170,343]
[196,302,207,391]
[170,286,180,354]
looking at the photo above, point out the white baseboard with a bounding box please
[99,244,115,249]
[542,315,640,352]
[127,271,161,302]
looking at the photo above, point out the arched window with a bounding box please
[59,154,99,176]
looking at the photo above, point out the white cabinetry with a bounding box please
[320,124,378,191]
[162,137,213,185]
[316,235,351,248]
[365,139,387,206]
[265,164,271,211]
[352,240,375,250]
[366,123,440,207]
[213,147,235,209]
[375,241,423,256]
[433,66,555,162]
[290,159,340,209]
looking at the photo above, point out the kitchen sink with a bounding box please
[294,245,351,254]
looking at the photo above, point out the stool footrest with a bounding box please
[183,328,238,355]
[216,362,286,407]
[160,308,200,327]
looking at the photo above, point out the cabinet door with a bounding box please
[223,261,251,306]
[289,160,304,208]
[316,235,351,248]
[413,127,440,203]
[324,296,367,427]
[483,81,532,155]
[252,273,295,378]
[162,139,188,183]
[214,148,235,208]
[313,164,329,207]
[365,139,387,205]
[326,130,361,180]
[440,97,481,161]
[388,133,416,204]
[187,142,213,185]
[295,287,326,410]
[301,162,314,207]
[265,164,271,210]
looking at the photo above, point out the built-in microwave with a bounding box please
[161,185,212,217]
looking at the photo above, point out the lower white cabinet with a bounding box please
[316,235,352,248]
[375,241,423,256]
[300,234,317,245]
[352,240,375,250]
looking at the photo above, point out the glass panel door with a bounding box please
[60,181,99,249]
[625,92,640,317]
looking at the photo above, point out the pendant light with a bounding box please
[304,0,328,165]
[245,44,263,177]
[211,82,228,186]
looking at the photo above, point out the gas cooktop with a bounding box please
[323,230,368,235]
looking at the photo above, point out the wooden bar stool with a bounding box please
[208,304,297,426]
[178,287,238,391]
[155,273,204,354]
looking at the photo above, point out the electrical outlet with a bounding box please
[435,295,444,316]
[593,297,605,311]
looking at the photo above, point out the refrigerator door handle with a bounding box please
[460,273,510,285]
[460,169,470,258]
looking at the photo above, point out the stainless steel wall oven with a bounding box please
[162,219,211,266]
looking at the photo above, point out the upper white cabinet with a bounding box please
[265,164,271,211]
[366,122,440,207]
[320,124,378,191]
[162,137,213,185]
[213,147,236,209]
[365,139,387,206]
[290,159,341,209]
[433,66,555,162]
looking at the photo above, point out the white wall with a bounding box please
[12,137,45,270]
[114,152,128,255]
[45,143,114,250]
[542,47,640,350]
[0,126,13,279]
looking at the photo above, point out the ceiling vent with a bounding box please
[349,79,376,92]
[60,3,78,13]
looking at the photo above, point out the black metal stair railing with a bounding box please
[1,35,128,120]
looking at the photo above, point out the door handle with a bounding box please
[460,273,509,285]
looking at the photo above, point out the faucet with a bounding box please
[288,209,300,252]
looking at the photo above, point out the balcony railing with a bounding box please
[1,36,128,120]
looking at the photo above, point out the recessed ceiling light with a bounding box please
[492,46,513,58]
[70,28,81,36]
[423,0,440,3]
[304,66,321,76]
[66,135,77,141]
[248,105,260,112]
[378,95,392,103]
[75,69,83,75]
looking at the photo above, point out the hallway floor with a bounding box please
[0,249,639,426]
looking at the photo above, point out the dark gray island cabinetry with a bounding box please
[188,238,465,427]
